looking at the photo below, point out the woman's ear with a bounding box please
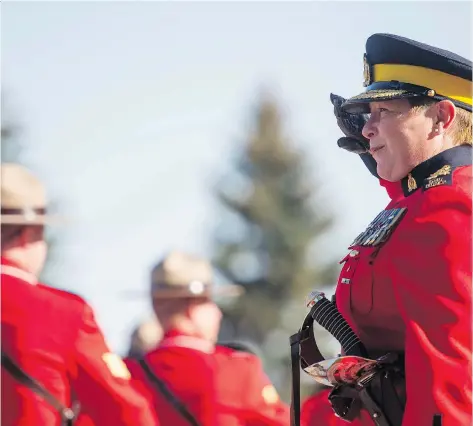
[435,100,456,133]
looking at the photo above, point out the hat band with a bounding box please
[152,281,211,297]
[373,63,472,106]
[1,208,46,215]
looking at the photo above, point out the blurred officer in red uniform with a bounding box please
[1,163,158,426]
[320,34,472,426]
[125,251,290,425]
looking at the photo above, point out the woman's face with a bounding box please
[361,98,437,182]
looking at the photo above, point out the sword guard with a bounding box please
[303,355,379,387]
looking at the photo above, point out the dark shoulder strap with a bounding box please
[1,351,80,426]
[289,333,301,426]
[138,358,201,426]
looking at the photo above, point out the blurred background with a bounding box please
[2,0,471,402]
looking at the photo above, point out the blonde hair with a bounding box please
[409,97,472,146]
[449,107,472,146]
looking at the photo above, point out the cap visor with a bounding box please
[341,89,419,114]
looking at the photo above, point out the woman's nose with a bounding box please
[362,117,377,140]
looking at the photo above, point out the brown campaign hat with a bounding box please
[150,251,244,299]
[1,163,59,225]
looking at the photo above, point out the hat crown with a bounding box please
[1,163,46,210]
[342,33,472,114]
[366,33,472,81]
[150,251,243,299]
[151,251,213,288]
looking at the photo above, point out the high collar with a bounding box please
[379,179,404,202]
[400,145,472,197]
[1,256,38,285]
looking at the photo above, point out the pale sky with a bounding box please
[2,1,471,354]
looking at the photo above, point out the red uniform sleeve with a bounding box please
[70,304,159,426]
[391,183,472,426]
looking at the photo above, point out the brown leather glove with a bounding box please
[330,93,379,178]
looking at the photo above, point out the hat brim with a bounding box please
[341,89,421,114]
[152,283,245,299]
[121,283,245,300]
[0,213,67,225]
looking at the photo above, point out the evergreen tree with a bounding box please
[1,95,24,163]
[213,91,338,400]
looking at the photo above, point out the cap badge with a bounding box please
[189,280,205,295]
[363,54,371,87]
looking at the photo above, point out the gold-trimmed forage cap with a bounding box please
[150,251,244,299]
[342,33,472,114]
[1,163,50,225]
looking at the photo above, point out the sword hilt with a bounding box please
[306,291,368,358]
